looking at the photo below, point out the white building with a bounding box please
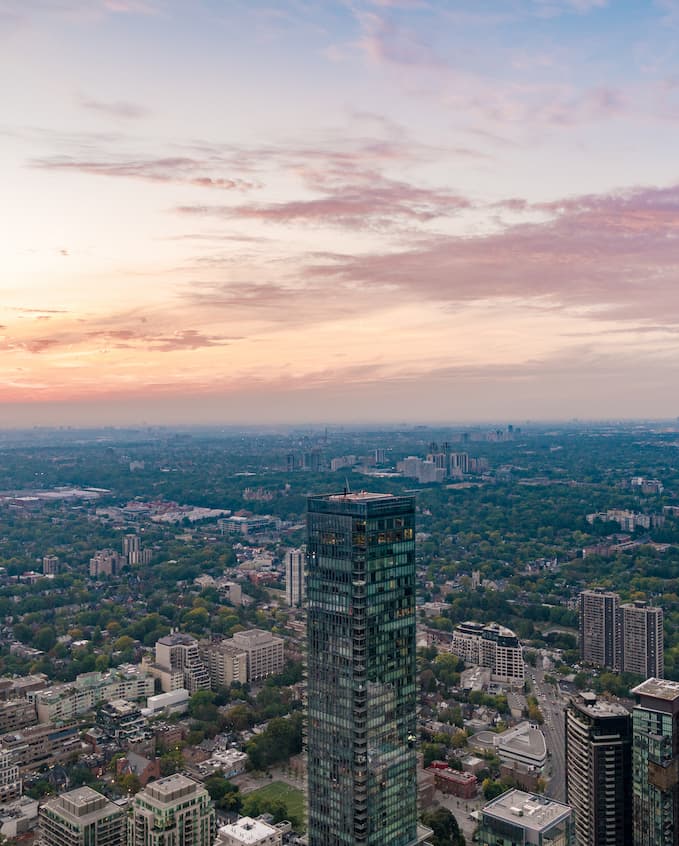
[215,817,282,846]
[451,622,524,685]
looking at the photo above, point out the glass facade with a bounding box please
[632,706,679,846]
[306,493,418,846]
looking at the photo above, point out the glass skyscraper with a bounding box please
[306,492,418,846]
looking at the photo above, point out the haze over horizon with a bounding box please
[4,0,679,426]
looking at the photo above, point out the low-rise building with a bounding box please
[215,817,282,846]
[0,722,80,773]
[0,796,39,839]
[479,790,574,846]
[471,722,547,771]
[428,766,477,798]
[0,698,37,734]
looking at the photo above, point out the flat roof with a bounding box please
[326,492,396,502]
[43,787,122,824]
[632,678,679,701]
[218,817,276,843]
[573,693,629,718]
[483,790,571,832]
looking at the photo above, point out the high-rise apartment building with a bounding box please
[40,787,127,846]
[231,630,284,682]
[578,590,665,677]
[451,621,524,685]
[306,492,419,846]
[618,602,664,679]
[200,640,248,690]
[579,589,619,668]
[565,692,632,846]
[131,775,215,846]
[42,555,59,575]
[285,548,306,607]
[152,634,210,693]
[631,678,679,846]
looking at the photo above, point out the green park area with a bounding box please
[244,781,306,831]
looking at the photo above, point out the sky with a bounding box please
[3,0,679,426]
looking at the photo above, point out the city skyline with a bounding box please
[5,1,679,425]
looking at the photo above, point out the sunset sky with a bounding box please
[4,0,679,426]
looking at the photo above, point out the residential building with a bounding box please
[42,555,59,575]
[40,787,127,846]
[450,621,524,685]
[131,774,215,846]
[89,549,126,578]
[152,633,210,693]
[0,748,21,802]
[631,678,679,846]
[306,492,420,846]
[565,692,632,846]
[200,641,248,690]
[0,698,37,734]
[579,589,619,669]
[231,630,284,682]
[479,790,574,846]
[32,665,154,723]
[96,699,150,745]
[0,796,39,840]
[123,534,141,564]
[618,601,664,678]
[285,548,305,607]
[0,722,80,772]
[215,817,282,846]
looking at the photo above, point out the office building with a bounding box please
[565,692,632,846]
[618,602,664,678]
[131,774,215,846]
[306,492,419,846]
[231,630,284,682]
[479,790,574,846]
[631,678,679,846]
[0,722,80,772]
[39,787,127,846]
[579,589,619,669]
[285,548,306,607]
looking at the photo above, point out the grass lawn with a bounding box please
[244,780,306,830]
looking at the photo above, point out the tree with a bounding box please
[421,807,465,846]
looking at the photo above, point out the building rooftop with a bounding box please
[326,491,395,502]
[574,692,629,717]
[218,817,277,844]
[141,774,200,804]
[42,787,121,823]
[632,677,679,701]
[483,790,571,832]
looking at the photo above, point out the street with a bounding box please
[530,664,566,802]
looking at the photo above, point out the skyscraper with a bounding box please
[306,492,418,846]
[579,589,619,669]
[618,601,664,678]
[631,678,679,846]
[565,692,632,846]
[285,547,306,607]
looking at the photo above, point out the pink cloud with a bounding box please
[307,182,679,323]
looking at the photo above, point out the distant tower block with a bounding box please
[285,548,305,607]
[42,556,59,576]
